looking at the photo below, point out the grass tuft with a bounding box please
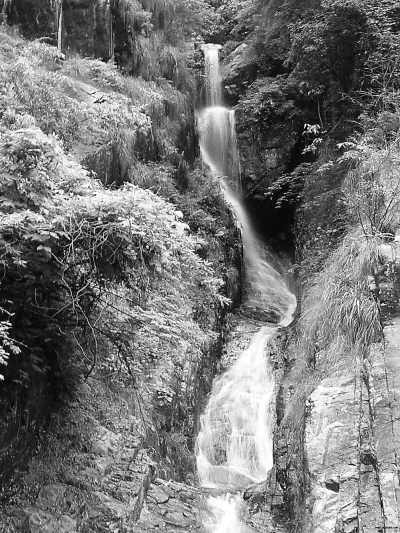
[301,230,384,369]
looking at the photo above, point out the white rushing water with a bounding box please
[196,44,296,532]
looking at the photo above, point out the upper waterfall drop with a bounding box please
[198,44,294,321]
[198,43,240,186]
[202,43,223,107]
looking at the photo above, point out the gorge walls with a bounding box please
[217,1,400,531]
[1,1,400,532]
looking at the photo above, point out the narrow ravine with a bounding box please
[196,44,297,532]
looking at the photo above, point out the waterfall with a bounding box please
[198,108,240,185]
[202,43,223,106]
[196,44,296,532]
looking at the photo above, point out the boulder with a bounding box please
[223,43,257,101]
[36,484,67,510]
[92,426,121,456]
[24,510,77,533]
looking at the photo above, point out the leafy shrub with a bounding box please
[0,128,91,210]
[340,120,400,236]
[287,0,369,130]
[0,29,194,175]
[265,163,311,209]
[0,312,20,381]
[360,0,400,108]
[0,102,230,486]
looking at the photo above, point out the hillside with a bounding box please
[1,1,400,532]
[0,15,241,531]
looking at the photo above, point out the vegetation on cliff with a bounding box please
[217,0,400,246]
[0,4,240,525]
[207,0,400,528]
[1,0,400,530]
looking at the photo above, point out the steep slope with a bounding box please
[2,1,400,532]
[0,25,241,532]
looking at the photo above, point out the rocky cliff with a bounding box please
[219,1,400,531]
[1,1,400,532]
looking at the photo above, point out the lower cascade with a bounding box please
[196,44,296,532]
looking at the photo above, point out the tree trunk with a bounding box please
[57,0,63,52]
[109,0,114,62]
[1,0,10,24]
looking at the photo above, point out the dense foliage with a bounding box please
[2,0,400,528]
[219,0,399,209]
[0,24,239,504]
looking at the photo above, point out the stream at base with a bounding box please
[195,44,296,532]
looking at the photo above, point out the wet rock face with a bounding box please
[303,244,400,533]
[13,399,203,532]
[221,0,320,192]
[134,480,202,532]
[7,0,54,40]
[269,300,400,533]
[220,14,312,252]
[304,332,400,533]
[63,0,111,59]
[24,510,77,533]
[242,471,288,533]
[22,477,202,532]
[223,43,258,103]
[234,77,304,194]
[305,366,360,533]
